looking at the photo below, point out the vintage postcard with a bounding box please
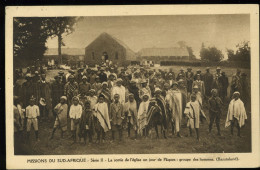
[5,5,259,169]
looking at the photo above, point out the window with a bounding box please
[92,52,95,60]
[115,52,118,60]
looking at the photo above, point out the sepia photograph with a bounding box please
[6,5,259,169]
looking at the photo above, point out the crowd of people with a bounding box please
[13,61,250,152]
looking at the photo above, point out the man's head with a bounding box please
[54,75,60,82]
[72,96,79,105]
[84,100,91,109]
[141,81,147,88]
[95,76,100,83]
[68,75,74,83]
[98,95,104,103]
[29,96,36,106]
[154,88,162,97]
[233,92,240,100]
[41,74,46,81]
[237,69,241,75]
[164,83,170,90]
[82,76,87,83]
[150,98,156,106]
[89,89,95,97]
[196,74,201,80]
[206,67,210,72]
[129,94,134,102]
[102,82,108,89]
[114,94,120,103]
[171,82,178,90]
[216,67,221,73]
[190,93,196,102]
[116,79,123,87]
[211,89,218,97]
[187,67,192,72]
[221,72,226,76]
[60,96,67,104]
[142,94,149,102]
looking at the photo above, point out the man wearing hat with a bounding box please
[98,68,107,83]
[64,75,79,106]
[240,73,250,106]
[213,67,222,91]
[51,75,64,109]
[21,74,34,107]
[76,68,84,84]
[185,67,194,98]
[194,69,203,81]
[128,80,140,107]
[192,74,205,99]
[79,75,91,97]
[111,78,126,104]
[58,71,66,85]
[165,81,184,137]
[107,73,116,90]
[204,67,214,98]
[230,68,242,96]
[219,72,229,101]
[137,94,150,137]
[89,69,97,85]
[208,89,223,136]
[66,69,75,82]
[139,79,152,100]
[176,67,186,82]
[37,74,52,122]
[91,76,102,96]
[225,91,247,137]
[154,88,168,138]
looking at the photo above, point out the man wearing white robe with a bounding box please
[137,94,150,136]
[166,82,183,137]
[111,78,126,104]
[225,91,247,137]
[184,94,201,141]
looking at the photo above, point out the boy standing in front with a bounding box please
[26,96,40,142]
[110,94,124,142]
[69,96,83,143]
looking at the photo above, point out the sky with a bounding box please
[46,15,250,59]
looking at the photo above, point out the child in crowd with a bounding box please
[110,94,124,142]
[69,96,82,143]
[26,96,40,142]
[184,94,202,141]
[94,95,111,143]
[50,96,68,139]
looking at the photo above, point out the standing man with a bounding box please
[139,80,152,100]
[38,74,52,121]
[185,67,194,99]
[230,69,242,96]
[98,68,107,83]
[225,92,247,137]
[192,74,205,99]
[166,82,184,137]
[64,75,79,106]
[110,94,124,142]
[208,89,223,136]
[51,76,64,111]
[79,75,91,97]
[176,67,186,81]
[204,67,214,99]
[219,72,229,102]
[111,78,126,104]
[213,67,222,93]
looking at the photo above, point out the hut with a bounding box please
[85,32,136,66]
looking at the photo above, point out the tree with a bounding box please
[177,41,187,48]
[227,41,250,63]
[13,18,48,67]
[186,46,196,60]
[43,17,79,64]
[200,44,224,62]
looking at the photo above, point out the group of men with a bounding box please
[13,63,249,149]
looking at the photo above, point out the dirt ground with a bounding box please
[15,66,252,155]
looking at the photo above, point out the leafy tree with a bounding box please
[13,18,48,67]
[42,17,80,64]
[227,41,250,63]
[200,43,224,62]
[186,46,196,60]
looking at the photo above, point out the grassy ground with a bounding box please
[16,66,251,155]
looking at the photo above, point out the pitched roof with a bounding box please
[44,48,85,56]
[138,47,189,57]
